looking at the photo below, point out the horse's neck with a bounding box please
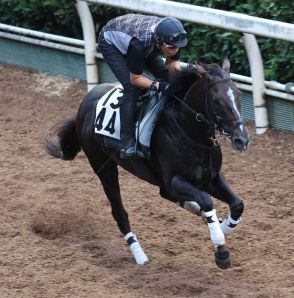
[184,79,206,113]
[174,80,214,146]
[176,108,213,146]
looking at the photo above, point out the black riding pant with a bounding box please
[97,38,167,148]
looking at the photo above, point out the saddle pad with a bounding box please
[94,85,165,150]
[94,85,122,140]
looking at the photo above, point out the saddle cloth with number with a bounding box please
[94,84,165,157]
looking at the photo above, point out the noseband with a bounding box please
[172,77,244,138]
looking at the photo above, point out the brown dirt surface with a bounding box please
[0,63,293,298]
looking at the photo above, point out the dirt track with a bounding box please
[0,63,293,298]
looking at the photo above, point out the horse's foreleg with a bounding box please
[178,201,202,216]
[169,176,230,268]
[170,176,224,245]
[207,172,244,235]
[169,176,230,264]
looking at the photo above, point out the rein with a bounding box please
[172,80,214,127]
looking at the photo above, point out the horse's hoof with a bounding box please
[214,245,231,269]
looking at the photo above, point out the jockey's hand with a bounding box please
[156,81,169,94]
[150,81,158,91]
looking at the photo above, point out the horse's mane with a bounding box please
[167,63,224,96]
[167,65,199,95]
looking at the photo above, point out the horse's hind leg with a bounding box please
[84,148,148,265]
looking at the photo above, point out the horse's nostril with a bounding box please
[233,138,246,151]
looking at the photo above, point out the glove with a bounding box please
[158,81,169,94]
[149,81,158,91]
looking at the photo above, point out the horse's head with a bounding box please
[194,59,251,151]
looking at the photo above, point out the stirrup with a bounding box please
[120,147,145,159]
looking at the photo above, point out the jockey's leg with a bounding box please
[207,172,244,235]
[98,39,144,159]
[170,175,225,247]
[119,87,145,159]
[119,91,136,154]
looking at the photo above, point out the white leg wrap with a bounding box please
[220,214,241,235]
[124,232,149,265]
[183,201,202,216]
[203,209,225,246]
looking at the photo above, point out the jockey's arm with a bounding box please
[130,73,156,89]
[126,38,154,89]
[127,38,160,89]
[165,58,182,72]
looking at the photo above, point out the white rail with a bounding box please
[84,0,294,42]
[1,0,294,134]
[78,0,294,133]
[0,26,103,59]
[75,0,99,90]
[1,25,293,101]
[242,33,268,134]
[0,23,84,46]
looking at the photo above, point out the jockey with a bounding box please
[97,14,188,159]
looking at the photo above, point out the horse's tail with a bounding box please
[44,116,81,160]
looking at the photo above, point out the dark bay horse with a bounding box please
[44,58,250,269]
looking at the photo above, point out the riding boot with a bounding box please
[119,97,145,159]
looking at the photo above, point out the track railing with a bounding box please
[76,0,294,134]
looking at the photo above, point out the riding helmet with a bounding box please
[155,17,188,48]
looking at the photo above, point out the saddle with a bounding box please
[94,85,165,159]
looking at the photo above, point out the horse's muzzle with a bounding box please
[231,127,251,151]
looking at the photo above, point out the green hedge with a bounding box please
[177,0,294,83]
[0,0,128,38]
[0,0,293,83]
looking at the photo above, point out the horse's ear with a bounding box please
[193,63,207,78]
[223,57,230,73]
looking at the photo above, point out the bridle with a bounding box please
[205,78,244,137]
[172,76,244,139]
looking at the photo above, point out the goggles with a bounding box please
[165,32,187,44]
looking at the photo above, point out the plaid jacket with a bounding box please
[99,14,161,57]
